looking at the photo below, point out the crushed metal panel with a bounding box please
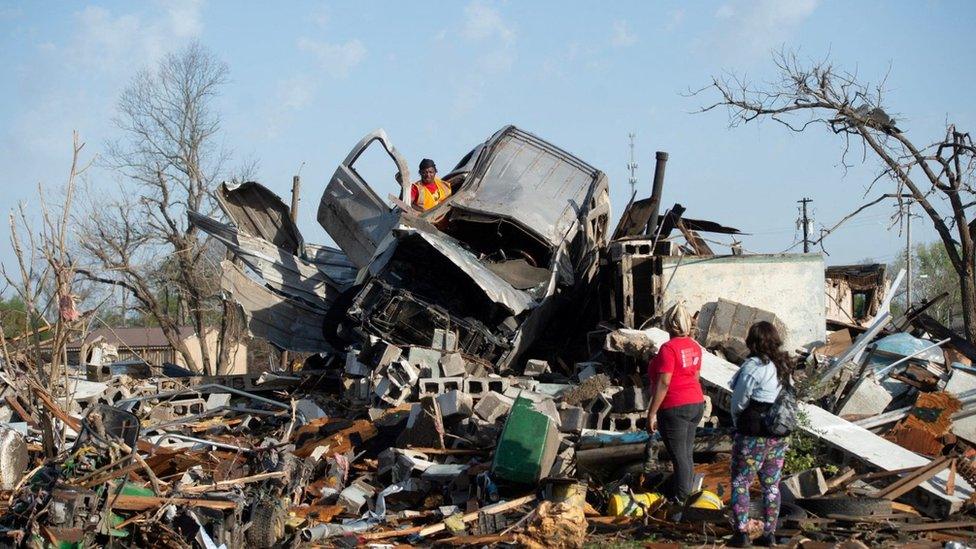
[304,243,358,275]
[646,328,973,518]
[374,227,536,316]
[447,126,602,247]
[318,129,407,268]
[191,212,353,307]
[216,181,304,255]
[220,261,333,353]
[612,197,656,240]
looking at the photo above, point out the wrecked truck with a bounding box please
[195,126,610,371]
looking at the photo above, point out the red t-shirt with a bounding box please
[647,336,705,410]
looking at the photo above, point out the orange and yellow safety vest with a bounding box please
[411,179,452,211]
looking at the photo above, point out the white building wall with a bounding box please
[660,254,826,351]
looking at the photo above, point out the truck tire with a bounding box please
[247,499,286,548]
[796,496,889,517]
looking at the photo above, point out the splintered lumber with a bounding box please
[361,494,536,540]
[646,328,973,518]
[111,494,237,511]
[418,495,536,537]
[180,471,286,494]
[897,520,976,532]
[873,456,952,500]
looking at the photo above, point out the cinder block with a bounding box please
[388,359,420,388]
[408,347,443,373]
[373,378,408,406]
[296,399,327,421]
[418,377,465,396]
[343,378,370,402]
[473,392,514,423]
[549,446,575,477]
[524,359,549,377]
[205,393,231,410]
[836,375,893,418]
[558,406,587,434]
[338,479,376,514]
[464,377,511,397]
[398,396,445,448]
[359,341,402,370]
[436,390,474,418]
[439,353,467,378]
[576,362,599,381]
[601,413,647,432]
[586,393,612,429]
[465,360,488,378]
[432,329,458,352]
[612,387,650,412]
[344,350,371,377]
[781,468,827,500]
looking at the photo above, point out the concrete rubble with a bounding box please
[2,126,976,547]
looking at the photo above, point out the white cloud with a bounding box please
[310,3,329,28]
[452,1,517,115]
[665,9,685,32]
[710,0,818,61]
[611,20,637,47]
[166,0,204,38]
[463,0,514,45]
[297,37,366,78]
[69,1,205,72]
[262,75,318,139]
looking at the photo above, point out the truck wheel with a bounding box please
[247,499,286,548]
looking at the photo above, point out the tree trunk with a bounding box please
[960,263,976,344]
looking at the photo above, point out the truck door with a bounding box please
[317,129,410,268]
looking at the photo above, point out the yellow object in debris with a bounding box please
[607,492,664,517]
[688,490,723,510]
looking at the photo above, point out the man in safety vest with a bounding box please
[410,158,452,211]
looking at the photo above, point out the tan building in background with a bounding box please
[67,326,248,374]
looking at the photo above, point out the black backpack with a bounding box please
[761,377,797,437]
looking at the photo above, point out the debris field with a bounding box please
[2,126,976,548]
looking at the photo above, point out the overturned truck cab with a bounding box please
[194,126,609,372]
[319,126,610,370]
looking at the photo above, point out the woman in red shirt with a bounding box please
[647,303,706,503]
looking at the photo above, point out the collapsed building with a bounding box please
[2,126,976,547]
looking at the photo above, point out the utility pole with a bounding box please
[280,174,301,372]
[906,200,912,310]
[797,198,813,253]
[626,133,638,198]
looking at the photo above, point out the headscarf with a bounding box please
[663,302,693,337]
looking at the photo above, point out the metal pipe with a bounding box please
[644,151,669,236]
[150,433,252,453]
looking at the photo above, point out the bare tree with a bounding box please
[1,133,90,457]
[77,42,230,374]
[697,51,976,342]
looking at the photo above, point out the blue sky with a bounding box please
[2,0,974,271]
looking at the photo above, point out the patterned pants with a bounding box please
[730,433,789,534]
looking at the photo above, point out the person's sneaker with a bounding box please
[753,533,776,547]
[727,531,752,547]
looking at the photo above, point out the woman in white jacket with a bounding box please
[727,321,793,548]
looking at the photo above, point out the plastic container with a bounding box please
[688,489,723,510]
[607,492,664,517]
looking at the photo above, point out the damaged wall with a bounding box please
[660,254,826,351]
